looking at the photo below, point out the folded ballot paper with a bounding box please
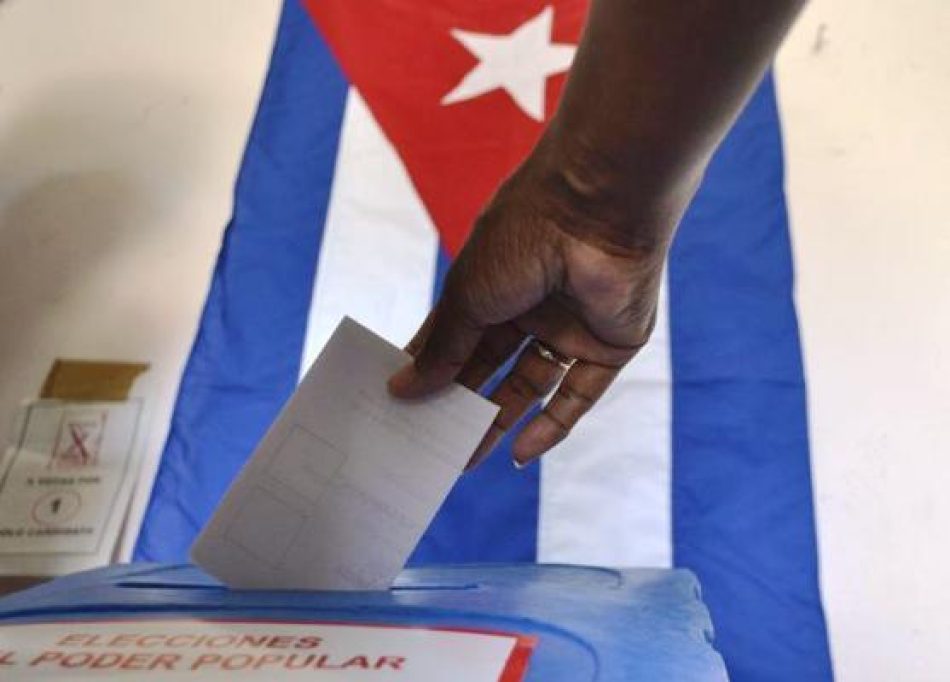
[191,317,498,590]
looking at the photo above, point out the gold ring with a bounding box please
[531,340,576,372]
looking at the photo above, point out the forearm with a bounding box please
[538,0,806,251]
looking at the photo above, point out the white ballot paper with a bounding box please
[192,317,498,590]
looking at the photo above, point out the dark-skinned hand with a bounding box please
[387,0,805,469]
[387,140,688,469]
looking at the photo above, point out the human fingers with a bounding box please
[517,299,643,368]
[511,360,623,467]
[455,322,526,392]
[465,340,571,471]
[388,296,485,399]
[403,310,437,357]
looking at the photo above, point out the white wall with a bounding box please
[0,1,947,679]
[777,2,950,680]
[0,0,282,554]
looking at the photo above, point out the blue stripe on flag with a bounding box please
[134,0,349,561]
[409,246,540,563]
[669,73,834,681]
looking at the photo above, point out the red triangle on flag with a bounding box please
[302,0,586,257]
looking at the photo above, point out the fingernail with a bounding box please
[512,457,530,470]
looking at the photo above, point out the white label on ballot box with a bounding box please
[0,619,534,680]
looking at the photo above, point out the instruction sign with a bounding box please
[0,400,142,574]
[0,619,534,680]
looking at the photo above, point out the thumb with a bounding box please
[388,296,485,399]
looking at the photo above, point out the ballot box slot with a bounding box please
[112,581,481,593]
[115,581,227,591]
[388,583,479,592]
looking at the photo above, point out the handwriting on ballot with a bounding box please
[190,317,498,591]
[0,620,534,680]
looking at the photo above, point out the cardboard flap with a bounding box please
[40,360,149,402]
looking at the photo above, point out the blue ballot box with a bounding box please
[0,563,727,681]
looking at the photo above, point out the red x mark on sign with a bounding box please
[64,423,93,464]
[49,411,107,469]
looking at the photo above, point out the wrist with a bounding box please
[526,121,703,258]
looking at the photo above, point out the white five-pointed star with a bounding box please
[441,6,576,121]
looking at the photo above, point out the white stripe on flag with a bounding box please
[301,87,672,568]
[538,277,672,568]
[300,89,440,374]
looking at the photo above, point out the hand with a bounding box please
[388,136,691,469]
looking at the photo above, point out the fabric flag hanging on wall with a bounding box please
[135,1,834,680]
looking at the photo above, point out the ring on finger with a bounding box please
[531,339,576,373]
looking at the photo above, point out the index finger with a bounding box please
[388,298,485,399]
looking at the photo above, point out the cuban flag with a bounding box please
[135,1,834,679]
